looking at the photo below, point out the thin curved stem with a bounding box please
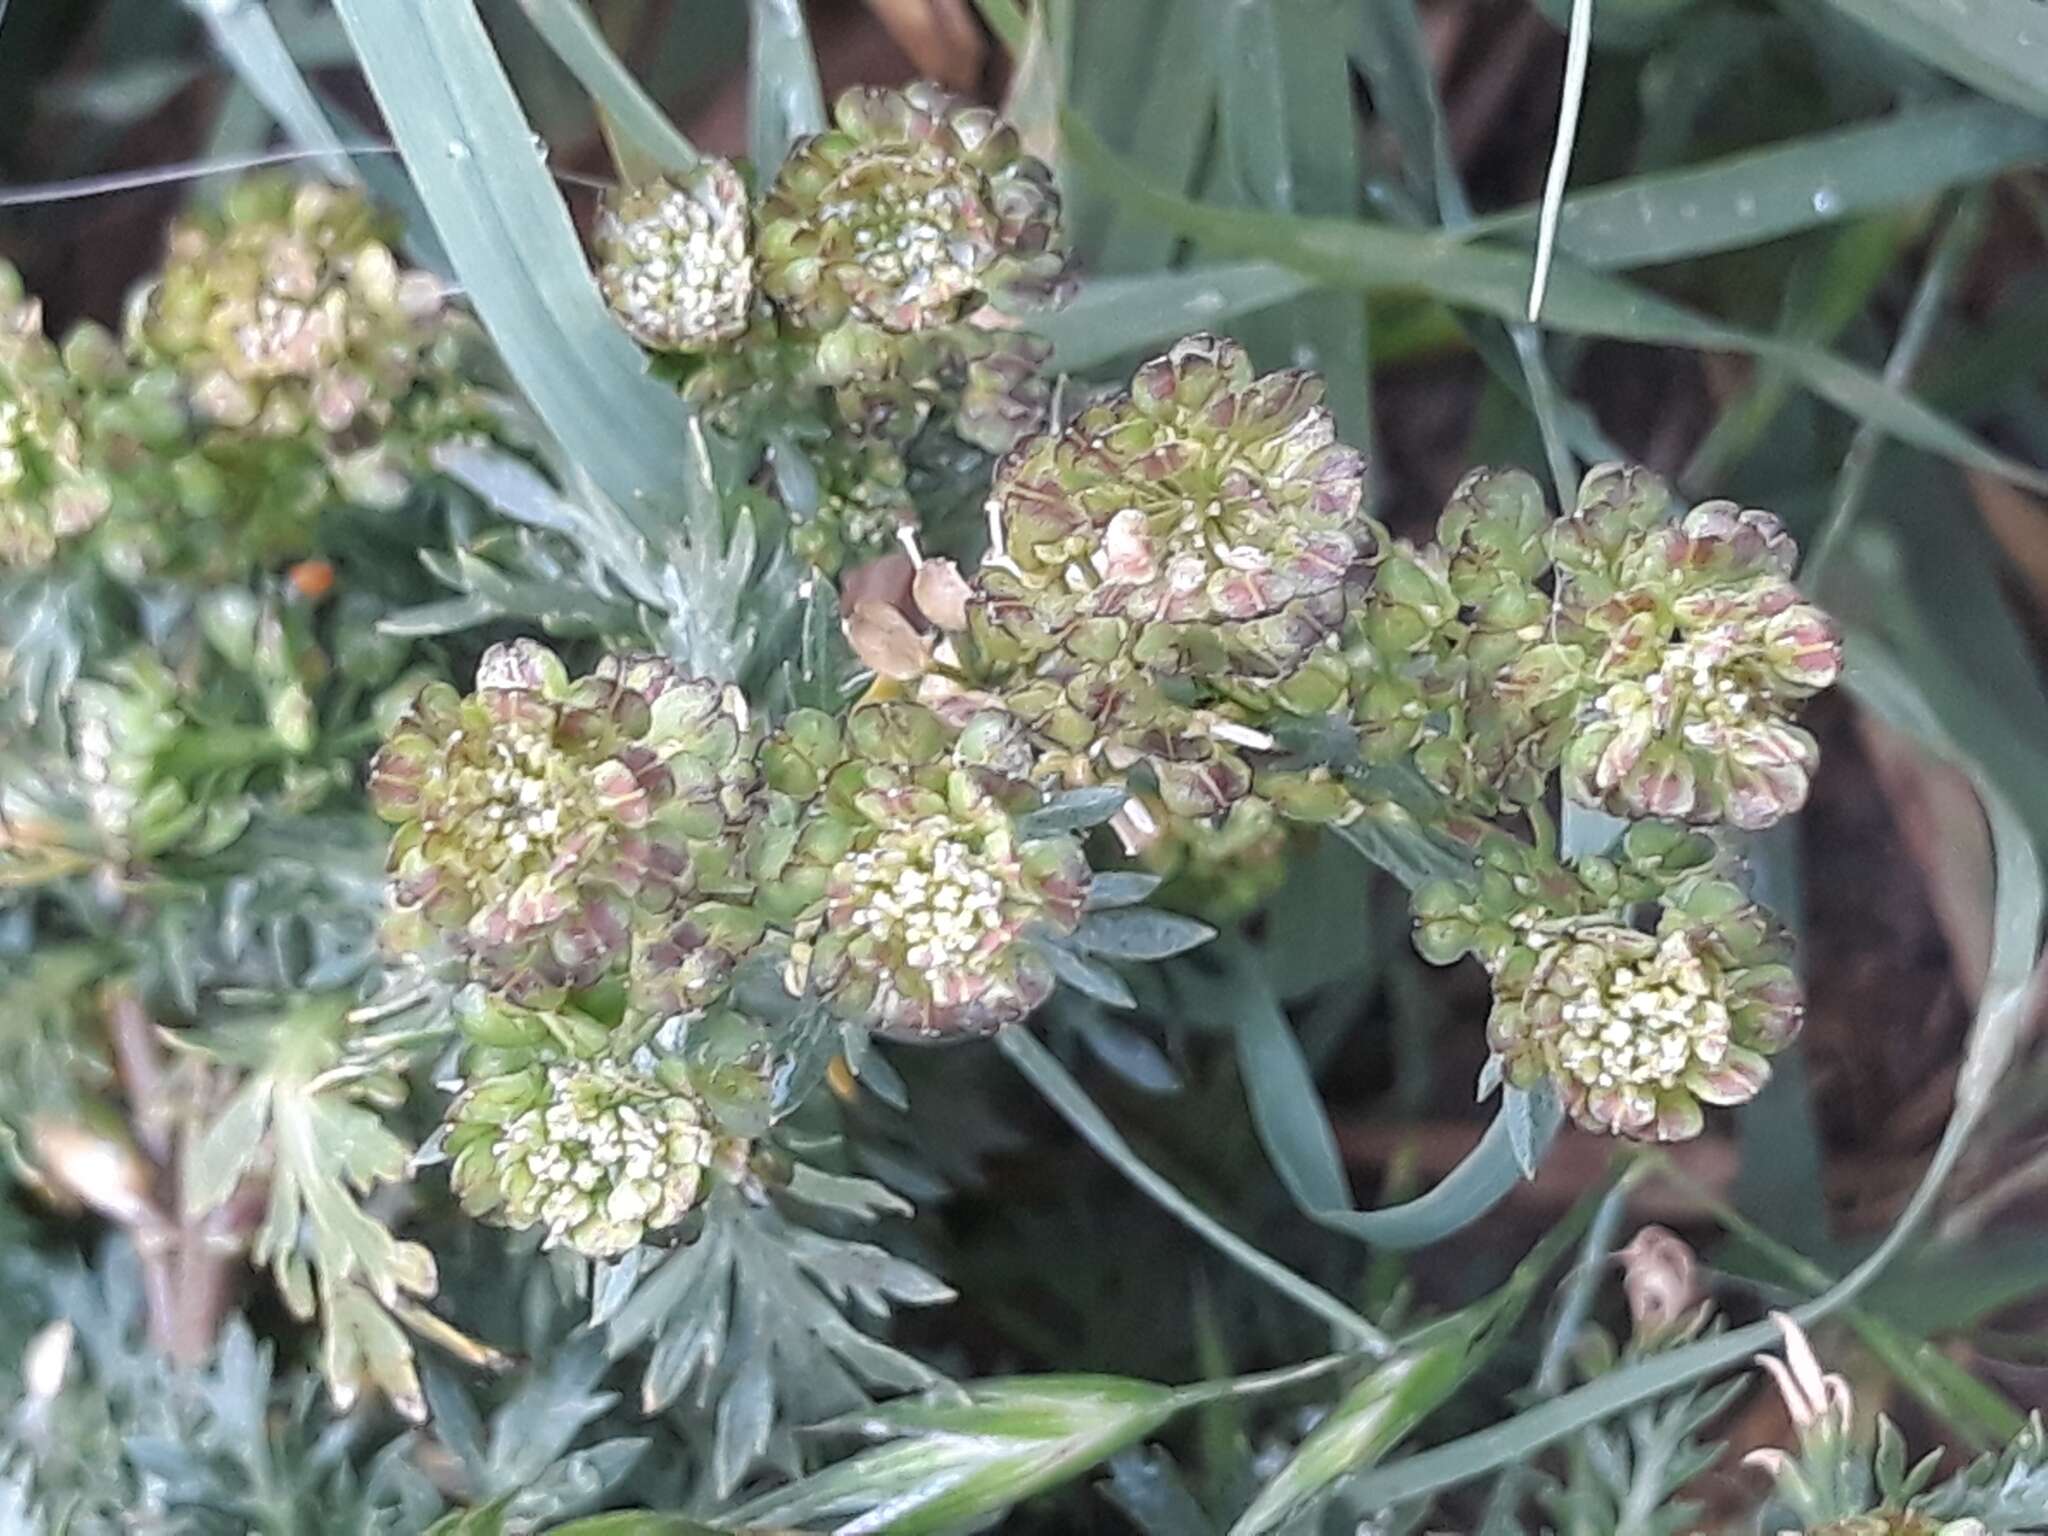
[1000,1028,1392,1357]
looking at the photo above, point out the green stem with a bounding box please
[1170,1352,1351,1411]
[999,1029,1392,1356]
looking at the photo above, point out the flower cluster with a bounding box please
[756,82,1064,338]
[0,180,486,582]
[923,333,1371,820]
[1549,466,1842,829]
[591,82,1071,574]
[595,161,755,353]
[371,644,1084,1041]
[1486,899,1801,1142]
[779,704,1090,1038]
[827,331,1843,1141]
[370,645,1103,1249]
[1350,463,1842,829]
[369,640,758,1003]
[447,1054,719,1259]
[0,266,110,569]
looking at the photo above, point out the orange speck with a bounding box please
[287,560,336,601]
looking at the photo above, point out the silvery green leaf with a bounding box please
[602,1187,951,1495]
[1073,909,1217,961]
[1042,941,1139,1010]
[1084,871,1165,910]
[1016,787,1128,837]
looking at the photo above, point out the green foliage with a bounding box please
[7,0,2048,1531]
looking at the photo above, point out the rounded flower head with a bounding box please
[446,1058,716,1258]
[756,81,1066,336]
[595,161,754,352]
[755,700,1089,1039]
[1489,899,1802,1141]
[985,334,1369,638]
[0,266,111,569]
[809,767,1088,1039]
[368,642,757,1000]
[132,176,478,508]
[1555,487,1842,831]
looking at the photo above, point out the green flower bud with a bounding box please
[756,82,1067,337]
[595,161,754,352]
[1437,466,1552,599]
[778,436,915,574]
[1134,796,1293,922]
[446,1058,719,1258]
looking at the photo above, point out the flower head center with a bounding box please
[1554,931,1733,1093]
[605,185,752,345]
[827,157,988,315]
[492,1061,710,1255]
[836,813,1016,973]
[435,721,599,885]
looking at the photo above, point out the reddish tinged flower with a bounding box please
[984,334,1369,638]
[368,641,756,1001]
[1487,883,1802,1142]
[805,768,1089,1040]
[1554,473,1843,831]
[756,81,1066,338]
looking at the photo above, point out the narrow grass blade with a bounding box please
[335,0,703,541]
[1226,948,1560,1250]
[1479,98,2048,271]
[1064,115,2048,494]
[1232,1206,1596,1536]
[747,0,825,176]
[1096,0,1215,273]
[998,1029,1391,1355]
[191,0,356,183]
[517,0,702,176]
[1351,0,1464,219]
[1821,0,2048,117]
[1033,264,1314,373]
